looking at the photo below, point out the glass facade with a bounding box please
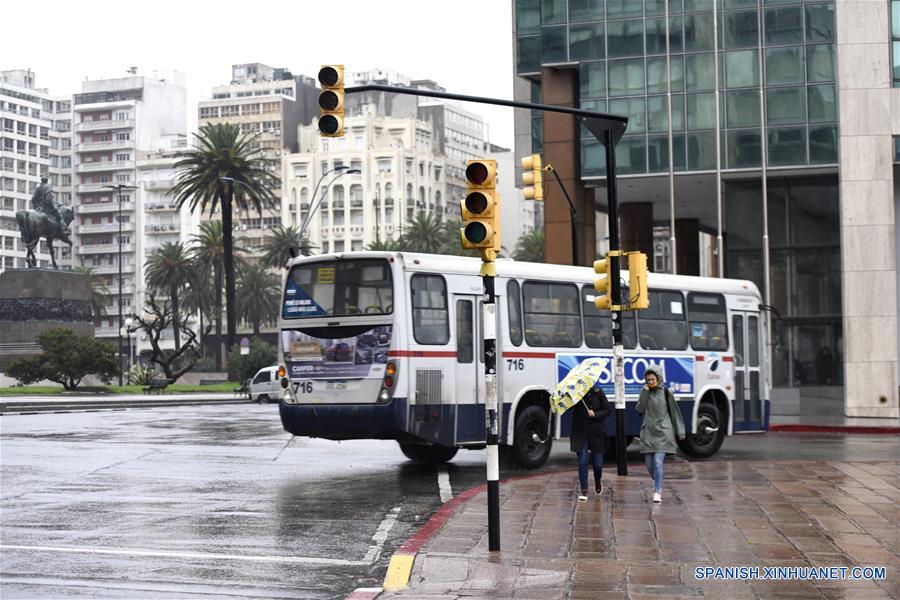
[514,0,842,390]
[515,0,838,175]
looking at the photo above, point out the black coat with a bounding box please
[569,386,610,453]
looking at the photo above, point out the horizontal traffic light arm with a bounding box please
[344,84,628,145]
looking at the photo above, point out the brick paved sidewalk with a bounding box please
[381,460,899,599]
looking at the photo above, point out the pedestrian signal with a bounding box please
[318,65,344,137]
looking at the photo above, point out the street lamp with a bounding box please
[298,167,361,240]
[122,316,137,376]
[104,183,138,385]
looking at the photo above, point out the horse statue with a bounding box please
[16,204,75,269]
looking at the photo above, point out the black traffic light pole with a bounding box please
[344,83,631,548]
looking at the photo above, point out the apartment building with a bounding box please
[0,69,72,272]
[284,109,447,252]
[198,63,318,259]
[71,70,186,347]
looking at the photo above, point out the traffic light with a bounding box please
[318,65,344,137]
[627,251,649,310]
[521,154,543,201]
[593,256,612,311]
[460,159,500,259]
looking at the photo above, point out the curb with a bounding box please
[769,424,900,435]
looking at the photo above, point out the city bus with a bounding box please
[277,251,768,469]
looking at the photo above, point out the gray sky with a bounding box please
[3,0,516,147]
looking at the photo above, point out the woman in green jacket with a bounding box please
[636,367,685,503]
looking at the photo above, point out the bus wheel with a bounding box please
[511,406,552,469]
[678,403,725,458]
[398,442,459,464]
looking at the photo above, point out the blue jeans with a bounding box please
[645,452,665,493]
[577,447,604,492]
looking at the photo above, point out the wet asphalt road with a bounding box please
[1,403,897,599]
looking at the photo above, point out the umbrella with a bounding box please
[549,357,609,415]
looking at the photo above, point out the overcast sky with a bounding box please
[3,0,516,147]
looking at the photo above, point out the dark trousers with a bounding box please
[576,446,604,492]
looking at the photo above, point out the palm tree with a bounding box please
[191,221,226,370]
[74,265,112,319]
[261,224,316,269]
[365,238,403,251]
[400,210,445,253]
[145,242,194,348]
[181,273,214,359]
[513,229,545,263]
[236,262,280,336]
[170,122,279,355]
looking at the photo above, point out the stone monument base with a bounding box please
[0,269,94,373]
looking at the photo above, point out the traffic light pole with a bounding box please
[604,130,628,477]
[482,266,500,552]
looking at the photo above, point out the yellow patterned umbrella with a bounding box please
[550,358,609,415]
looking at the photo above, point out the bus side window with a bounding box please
[522,281,581,348]
[411,274,450,345]
[582,285,636,349]
[636,290,687,350]
[456,300,474,363]
[507,279,523,347]
[687,292,728,351]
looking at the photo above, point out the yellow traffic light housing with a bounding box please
[593,256,612,311]
[627,251,649,310]
[318,65,345,137]
[460,159,500,265]
[521,154,544,201]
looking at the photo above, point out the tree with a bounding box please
[73,265,112,319]
[170,122,279,357]
[399,210,445,253]
[133,293,205,382]
[227,338,278,384]
[145,241,194,349]
[513,229,545,263]
[190,220,238,371]
[5,327,118,390]
[237,262,280,335]
[365,237,403,252]
[261,224,315,269]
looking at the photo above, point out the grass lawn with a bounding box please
[0,382,241,395]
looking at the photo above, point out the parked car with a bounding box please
[248,366,280,404]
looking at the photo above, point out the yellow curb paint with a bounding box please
[382,553,415,592]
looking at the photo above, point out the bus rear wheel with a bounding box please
[511,405,552,469]
[678,403,725,458]
[398,442,458,464]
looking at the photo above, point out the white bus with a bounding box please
[277,251,768,468]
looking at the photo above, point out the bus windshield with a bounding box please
[283,258,393,319]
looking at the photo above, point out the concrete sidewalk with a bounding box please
[380,460,899,599]
[0,392,250,413]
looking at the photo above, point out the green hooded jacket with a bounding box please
[636,369,686,455]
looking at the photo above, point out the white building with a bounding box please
[71,70,186,348]
[284,108,447,252]
[0,69,72,271]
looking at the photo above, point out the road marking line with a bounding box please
[437,466,452,502]
[0,544,370,566]
[382,553,415,592]
[362,506,400,564]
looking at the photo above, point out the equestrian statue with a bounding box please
[16,177,74,269]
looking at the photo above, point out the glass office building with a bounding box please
[513,0,900,418]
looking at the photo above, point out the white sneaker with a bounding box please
[578,491,588,501]
[652,492,662,503]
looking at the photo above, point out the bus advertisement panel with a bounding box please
[557,353,695,396]
[281,326,393,379]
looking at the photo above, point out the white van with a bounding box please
[248,366,280,403]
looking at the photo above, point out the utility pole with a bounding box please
[104,183,137,385]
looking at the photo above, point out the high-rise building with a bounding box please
[511,0,897,418]
[284,108,447,252]
[198,63,318,259]
[0,69,72,272]
[71,70,186,348]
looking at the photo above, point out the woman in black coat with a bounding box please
[570,383,610,500]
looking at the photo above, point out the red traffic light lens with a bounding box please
[318,66,340,87]
[466,162,489,185]
[319,115,341,135]
[319,90,341,111]
[463,222,488,244]
[464,192,488,215]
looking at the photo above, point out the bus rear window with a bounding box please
[283,259,393,319]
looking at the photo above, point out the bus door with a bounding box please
[454,295,486,444]
[732,311,764,430]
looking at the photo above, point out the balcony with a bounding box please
[144,179,175,191]
[146,200,179,211]
[350,199,364,208]
[78,243,136,255]
[75,139,135,153]
[144,223,181,233]
[89,264,133,275]
[75,160,135,174]
[74,119,135,132]
[77,201,136,214]
[77,222,135,235]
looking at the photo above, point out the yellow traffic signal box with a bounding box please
[460,159,500,259]
[318,65,344,137]
[521,154,543,201]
